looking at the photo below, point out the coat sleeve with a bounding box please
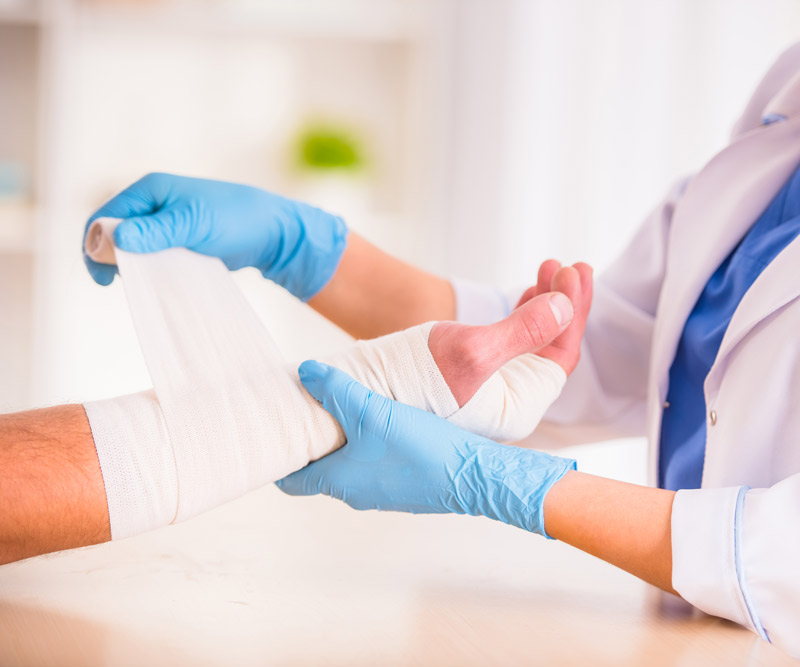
[672,476,800,658]
[452,179,688,449]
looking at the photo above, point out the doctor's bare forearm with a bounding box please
[543,471,678,594]
[308,233,456,339]
[0,405,110,565]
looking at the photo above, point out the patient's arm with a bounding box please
[0,405,110,564]
[1,262,589,564]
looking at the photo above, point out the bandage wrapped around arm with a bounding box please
[84,219,566,539]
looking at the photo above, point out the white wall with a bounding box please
[444,0,800,286]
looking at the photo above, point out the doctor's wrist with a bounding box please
[542,471,678,593]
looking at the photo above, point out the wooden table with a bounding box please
[0,485,793,666]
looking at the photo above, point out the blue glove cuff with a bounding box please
[466,445,576,538]
[260,201,349,302]
[533,457,577,540]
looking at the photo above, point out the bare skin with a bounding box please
[308,233,456,339]
[2,239,676,600]
[0,405,110,564]
[544,471,676,594]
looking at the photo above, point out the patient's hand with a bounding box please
[429,262,593,406]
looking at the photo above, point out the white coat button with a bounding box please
[709,410,717,426]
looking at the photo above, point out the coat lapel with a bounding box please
[649,117,800,403]
[763,69,800,120]
[712,236,800,372]
[710,69,800,376]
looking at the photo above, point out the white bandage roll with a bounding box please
[84,218,565,539]
[84,217,118,265]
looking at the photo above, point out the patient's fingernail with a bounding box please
[549,293,574,326]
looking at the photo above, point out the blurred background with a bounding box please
[1,0,800,486]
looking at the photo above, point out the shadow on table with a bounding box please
[0,600,209,667]
[405,584,787,667]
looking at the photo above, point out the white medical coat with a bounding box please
[453,43,800,657]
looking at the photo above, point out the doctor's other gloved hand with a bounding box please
[83,173,348,301]
[277,361,576,537]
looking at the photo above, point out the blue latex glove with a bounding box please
[278,361,576,537]
[83,173,348,301]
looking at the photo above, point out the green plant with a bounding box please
[295,125,365,172]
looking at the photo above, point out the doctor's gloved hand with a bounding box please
[277,361,576,537]
[83,173,348,301]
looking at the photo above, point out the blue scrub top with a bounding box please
[659,162,800,491]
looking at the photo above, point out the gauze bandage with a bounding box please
[84,219,566,539]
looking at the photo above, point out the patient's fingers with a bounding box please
[536,263,593,375]
[550,265,581,306]
[429,290,573,407]
[538,259,562,296]
[573,262,594,318]
[431,260,593,408]
[515,259,561,309]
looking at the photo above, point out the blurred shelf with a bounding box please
[77,0,428,43]
[0,1,40,25]
[0,200,35,253]
[0,10,39,25]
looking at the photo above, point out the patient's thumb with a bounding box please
[490,291,573,361]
